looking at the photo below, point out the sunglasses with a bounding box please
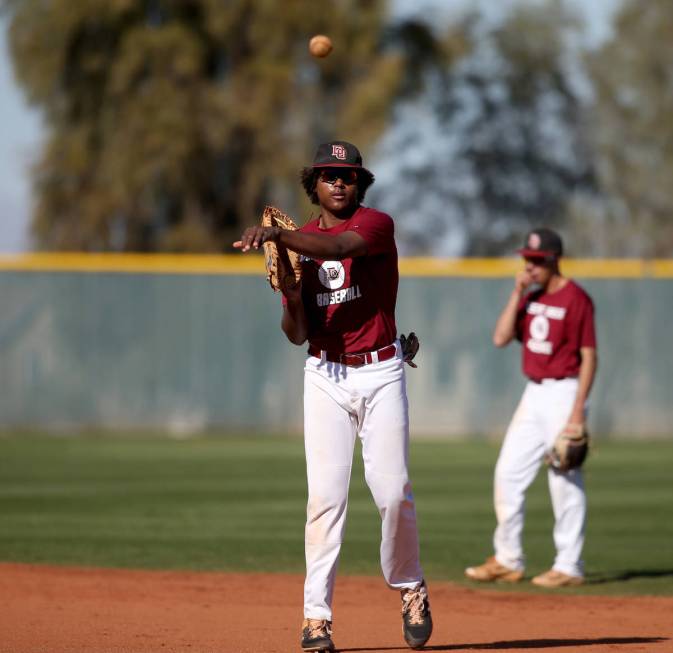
[318,168,358,185]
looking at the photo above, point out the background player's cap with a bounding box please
[311,140,374,179]
[517,227,563,260]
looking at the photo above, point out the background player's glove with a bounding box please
[400,332,419,368]
[545,423,590,471]
[261,206,302,293]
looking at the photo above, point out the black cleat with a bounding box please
[301,618,335,651]
[401,580,433,649]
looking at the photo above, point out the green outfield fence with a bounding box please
[1,254,671,438]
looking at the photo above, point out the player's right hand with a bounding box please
[514,270,533,293]
[233,226,280,252]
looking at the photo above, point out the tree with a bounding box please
[3,0,404,251]
[368,1,596,256]
[580,0,673,257]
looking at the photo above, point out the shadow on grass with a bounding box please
[585,568,673,584]
[338,636,668,651]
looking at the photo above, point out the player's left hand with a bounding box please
[277,244,302,299]
[400,332,420,368]
[545,423,590,471]
[233,226,280,252]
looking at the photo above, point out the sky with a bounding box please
[0,1,623,253]
[0,18,42,252]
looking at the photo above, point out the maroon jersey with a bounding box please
[291,206,398,353]
[516,280,596,381]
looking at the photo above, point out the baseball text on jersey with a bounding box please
[316,285,362,307]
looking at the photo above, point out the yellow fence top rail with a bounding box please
[0,253,671,278]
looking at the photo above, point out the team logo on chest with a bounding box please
[318,261,346,289]
[315,260,362,307]
[530,314,550,340]
[526,302,567,355]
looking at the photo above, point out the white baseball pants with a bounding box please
[493,378,587,578]
[302,343,424,620]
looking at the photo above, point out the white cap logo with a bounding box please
[528,233,541,250]
[331,145,347,160]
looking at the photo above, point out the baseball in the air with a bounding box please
[309,34,333,58]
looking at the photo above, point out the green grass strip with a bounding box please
[0,434,671,596]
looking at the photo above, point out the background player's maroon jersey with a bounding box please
[516,280,596,381]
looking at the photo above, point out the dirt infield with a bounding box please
[1,563,671,653]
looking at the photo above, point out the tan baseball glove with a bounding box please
[545,423,590,471]
[261,206,302,293]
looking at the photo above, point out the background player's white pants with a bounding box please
[493,378,586,578]
[303,345,424,620]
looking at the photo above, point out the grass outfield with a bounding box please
[0,434,671,596]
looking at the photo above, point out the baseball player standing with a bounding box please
[465,228,597,588]
[234,141,432,651]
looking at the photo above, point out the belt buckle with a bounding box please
[340,352,366,367]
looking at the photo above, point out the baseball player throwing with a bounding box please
[465,228,597,588]
[234,141,432,651]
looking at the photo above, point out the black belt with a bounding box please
[308,343,397,367]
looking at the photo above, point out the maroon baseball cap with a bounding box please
[311,140,374,178]
[517,228,563,259]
